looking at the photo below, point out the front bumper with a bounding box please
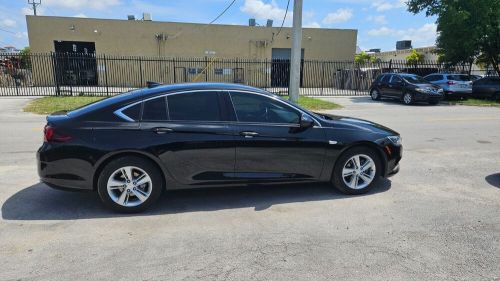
[414,92,444,102]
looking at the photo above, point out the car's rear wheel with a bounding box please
[402,92,413,105]
[97,156,163,213]
[331,147,382,195]
[370,89,381,100]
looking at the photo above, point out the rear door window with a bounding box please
[142,97,168,121]
[381,75,391,83]
[167,91,223,121]
[447,75,470,81]
[122,103,141,121]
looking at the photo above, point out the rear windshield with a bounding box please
[446,75,470,81]
[401,75,428,84]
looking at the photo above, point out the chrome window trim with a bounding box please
[114,88,321,127]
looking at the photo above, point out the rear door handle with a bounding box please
[152,127,173,134]
[239,131,259,138]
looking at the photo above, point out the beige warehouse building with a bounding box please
[26,16,357,88]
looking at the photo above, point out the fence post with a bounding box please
[205,56,208,82]
[173,58,176,83]
[103,54,109,96]
[138,57,143,87]
[320,61,325,96]
[51,52,61,96]
[388,59,393,72]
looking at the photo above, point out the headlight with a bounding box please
[415,88,430,93]
[437,88,444,93]
[387,135,402,145]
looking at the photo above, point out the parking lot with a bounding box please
[0,96,499,281]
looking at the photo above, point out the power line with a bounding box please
[0,27,16,35]
[275,0,291,38]
[208,0,237,25]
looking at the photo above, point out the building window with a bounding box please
[214,68,223,75]
[188,68,203,75]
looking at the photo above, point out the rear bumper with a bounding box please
[37,144,94,191]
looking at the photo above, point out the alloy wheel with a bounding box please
[371,90,379,100]
[403,93,412,104]
[341,154,376,190]
[107,166,153,207]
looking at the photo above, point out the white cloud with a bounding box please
[304,22,321,28]
[21,7,45,16]
[371,0,405,12]
[367,23,437,47]
[15,31,28,39]
[367,15,387,25]
[240,0,290,21]
[1,19,16,28]
[43,0,121,11]
[73,13,88,18]
[322,8,353,24]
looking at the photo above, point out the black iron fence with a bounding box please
[0,53,494,97]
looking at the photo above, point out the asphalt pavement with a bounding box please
[0,96,499,281]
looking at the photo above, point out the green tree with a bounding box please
[354,51,380,64]
[406,49,425,67]
[19,47,31,69]
[407,0,500,76]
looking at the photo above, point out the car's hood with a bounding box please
[412,83,441,89]
[314,113,399,136]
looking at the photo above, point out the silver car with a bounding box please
[424,73,472,99]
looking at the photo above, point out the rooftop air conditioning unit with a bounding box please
[249,18,256,26]
[396,40,412,50]
[266,19,273,27]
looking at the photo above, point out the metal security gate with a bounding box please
[0,53,491,97]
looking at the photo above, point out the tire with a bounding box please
[428,100,439,105]
[370,89,381,100]
[331,147,382,195]
[402,92,414,105]
[492,92,500,101]
[97,156,163,213]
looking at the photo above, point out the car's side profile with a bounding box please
[472,76,500,100]
[423,73,472,99]
[38,83,402,212]
[369,73,444,105]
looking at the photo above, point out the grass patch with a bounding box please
[24,96,105,115]
[448,98,500,107]
[24,95,342,115]
[289,96,342,111]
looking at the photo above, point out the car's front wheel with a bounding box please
[97,156,163,212]
[332,147,382,195]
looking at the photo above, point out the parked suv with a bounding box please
[423,73,472,99]
[472,76,500,100]
[369,73,444,105]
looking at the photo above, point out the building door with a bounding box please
[271,48,304,88]
[53,41,98,86]
[174,67,187,83]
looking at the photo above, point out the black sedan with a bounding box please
[38,83,402,212]
[472,76,500,100]
[369,73,444,105]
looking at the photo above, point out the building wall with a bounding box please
[373,46,438,61]
[26,16,357,87]
[27,16,356,60]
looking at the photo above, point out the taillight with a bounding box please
[44,125,72,142]
[447,81,456,85]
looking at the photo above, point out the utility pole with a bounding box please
[28,0,41,16]
[289,0,302,103]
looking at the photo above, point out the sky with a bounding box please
[0,0,437,52]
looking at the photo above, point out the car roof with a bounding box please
[67,83,272,118]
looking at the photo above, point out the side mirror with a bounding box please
[300,114,315,128]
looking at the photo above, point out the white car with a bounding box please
[424,73,472,99]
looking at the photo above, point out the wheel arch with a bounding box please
[333,141,388,178]
[92,150,169,191]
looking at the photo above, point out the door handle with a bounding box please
[239,131,259,138]
[152,127,173,134]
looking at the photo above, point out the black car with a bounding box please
[369,73,444,105]
[472,76,500,100]
[38,83,402,212]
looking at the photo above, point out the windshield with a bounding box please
[402,75,428,84]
